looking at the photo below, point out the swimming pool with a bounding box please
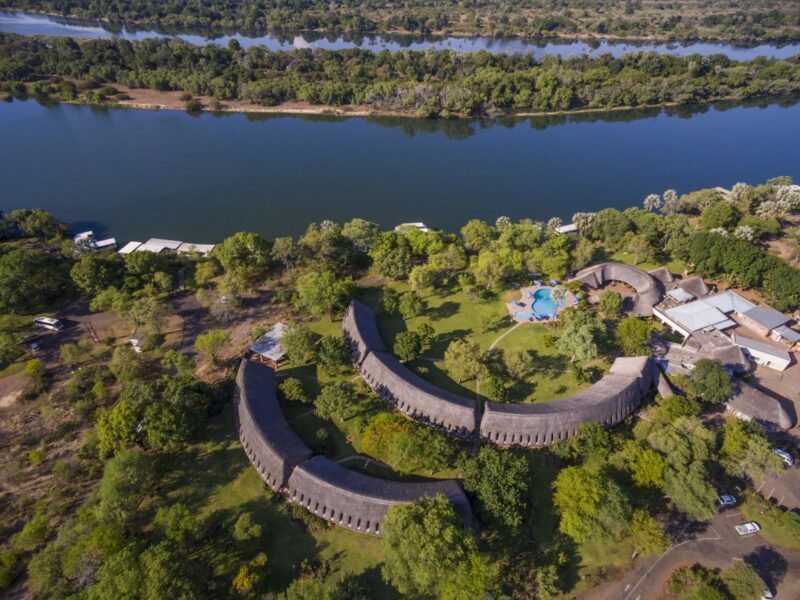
[532,288,560,318]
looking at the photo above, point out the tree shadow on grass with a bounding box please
[427,328,471,358]
[426,300,460,321]
[744,546,788,591]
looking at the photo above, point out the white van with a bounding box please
[33,317,63,331]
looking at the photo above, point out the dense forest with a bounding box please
[1,0,800,42]
[1,33,800,117]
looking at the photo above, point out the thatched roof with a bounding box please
[235,360,313,490]
[480,357,655,446]
[361,350,478,436]
[710,344,753,374]
[287,456,473,536]
[727,382,795,431]
[678,276,710,298]
[572,263,664,316]
[343,300,386,366]
[648,266,675,284]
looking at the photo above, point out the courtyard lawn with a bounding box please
[609,250,686,275]
[161,403,398,597]
[360,282,608,404]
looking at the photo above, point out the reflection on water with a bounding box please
[2,10,800,59]
[1,96,798,242]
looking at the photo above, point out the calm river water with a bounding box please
[1,99,798,242]
[2,10,800,59]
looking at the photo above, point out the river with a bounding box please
[2,10,800,59]
[1,98,798,242]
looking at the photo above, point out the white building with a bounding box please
[731,334,792,372]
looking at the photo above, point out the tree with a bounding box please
[394,331,422,362]
[556,324,599,363]
[553,465,632,544]
[0,332,18,368]
[381,288,400,314]
[295,270,353,319]
[270,236,297,268]
[624,233,655,265]
[212,232,271,280]
[0,249,70,313]
[154,504,196,544]
[568,423,613,461]
[460,219,496,252]
[315,381,358,422]
[97,450,152,523]
[369,232,413,279]
[643,193,662,212]
[720,419,783,481]
[342,218,381,253]
[701,202,741,230]
[60,339,93,367]
[721,561,764,600]
[195,329,230,364]
[282,324,317,365]
[686,359,733,404]
[616,316,652,356]
[109,345,143,381]
[232,552,267,595]
[232,512,263,542]
[504,348,535,379]
[399,291,425,319]
[71,254,123,294]
[279,377,310,404]
[630,510,669,556]
[23,358,47,392]
[444,339,483,383]
[316,335,348,376]
[128,296,168,334]
[460,446,529,528]
[598,290,624,318]
[9,208,59,239]
[193,260,220,288]
[143,400,198,451]
[161,350,196,379]
[409,265,439,292]
[382,495,494,599]
[140,541,204,600]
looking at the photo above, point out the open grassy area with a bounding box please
[609,250,687,276]
[741,492,800,550]
[160,403,398,597]
[361,282,607,404]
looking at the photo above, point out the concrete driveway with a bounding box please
[580,509,800,600]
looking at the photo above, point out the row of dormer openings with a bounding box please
[242,435,279,488]
[290,488,379,533]
[362,368,472,435]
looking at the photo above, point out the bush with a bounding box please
[279,377,310,404]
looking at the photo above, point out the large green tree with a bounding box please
[381,495,495,599]
[0,249,70,313]
[460,446,529,528]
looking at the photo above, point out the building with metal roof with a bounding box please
[666,287,694,303]
[731,334,792,372]
[702,291,755,314]
[772,325,800,346]
[286,456,473,536]
[249,322,288,367]
[739,305,791,337]
[136,238,183,253]
[118,241,142,255]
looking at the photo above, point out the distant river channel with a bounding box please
[2,10,800,59]
[1,98,799,242]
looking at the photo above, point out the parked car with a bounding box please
[735,522,761,536]
[33,317,63,331]
[30,342,40,353]
[717,494,737,507]
[761,586,774,600]
[772,448,795,466]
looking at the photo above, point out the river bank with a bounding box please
[14,82,798,124]
[3,8,800,52]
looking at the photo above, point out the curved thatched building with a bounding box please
[344,300,479,437]
[573,263,664,316]
[480,357,656,446]
[234,359,313,490]
[343,300,386,366]
[361,351,478,436]
[287,456,473,536]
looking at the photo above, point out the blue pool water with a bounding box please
[532,288,558,318]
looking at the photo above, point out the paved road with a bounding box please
[581,508,800,600]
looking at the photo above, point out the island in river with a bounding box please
[3,33,800,119]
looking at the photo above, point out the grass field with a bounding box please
[741,493,800,550]
[162,403,397,597]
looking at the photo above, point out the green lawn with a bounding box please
[741,492,800,550]
[609,250,687,275]
[161,403,398,597]
[362,282,607,404]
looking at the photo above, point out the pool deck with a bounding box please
[506,285,576,323]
